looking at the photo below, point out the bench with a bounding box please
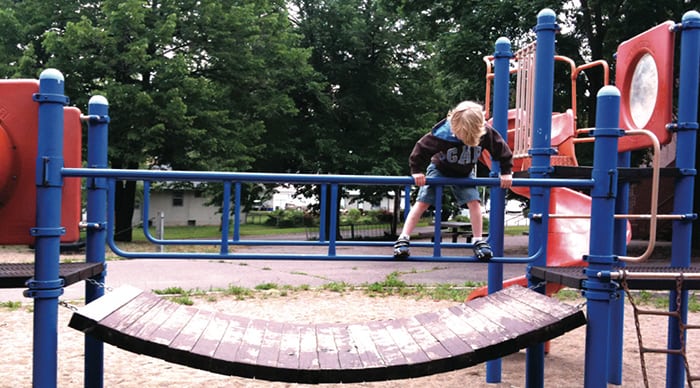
[430,221,475,243]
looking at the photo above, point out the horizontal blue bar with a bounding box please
[63,167,594,188]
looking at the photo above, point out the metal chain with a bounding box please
[58,278,112,312]
[86,277,113,292]
[58,300,78,312]
[622,277,650,388]
[675,275,694,388]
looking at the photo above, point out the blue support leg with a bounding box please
[27,69,69,388]
[85,95,109,388]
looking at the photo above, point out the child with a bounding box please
[394,101,513,260]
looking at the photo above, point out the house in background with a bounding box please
[135,185,400,226]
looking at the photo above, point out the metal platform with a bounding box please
[531,266,700,290]
[0,262,105,288]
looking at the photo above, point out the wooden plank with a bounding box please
[131,297,181,340]
[366,320,407,367]
[298,325,320,370]
[211,313,250,363]
[235,318,268,365]
[315,324,340,370]
[412,311,472,355]
[502,285,580,319]
[148,305,197,346]
[169,309,215,352]
[72,285,143,324]
[101,292,163,333]
[464,295,536,338]
[330,324,363,369]
[122,298,169,337]
[346,323,384,368]
[402,315,452,361]
[277,323,302,369]
[257,320,284,367]
[438,305,501,351]
[191,312,231,358]
[384,318,431,364]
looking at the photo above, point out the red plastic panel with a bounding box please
[616,21,675,152]
[0,80,82,245]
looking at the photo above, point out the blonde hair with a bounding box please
[448,101,486,146]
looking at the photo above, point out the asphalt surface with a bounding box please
[0,231,683,302]
[1,233,533,301]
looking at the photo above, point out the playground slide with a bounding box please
[467,185,593,299]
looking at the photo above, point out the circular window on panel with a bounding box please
[629,53,658,129]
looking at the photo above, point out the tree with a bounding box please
[289,0,447,236]
[29,0,317,240]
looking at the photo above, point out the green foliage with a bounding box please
[255,283,279,291]
[0,301,22,310]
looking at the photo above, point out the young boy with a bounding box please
[394,101,513,260]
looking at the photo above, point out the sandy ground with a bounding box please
[1,288,698,388]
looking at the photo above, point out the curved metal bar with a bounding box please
[618,129,662,262]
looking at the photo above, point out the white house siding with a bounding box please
[135,191,221,226]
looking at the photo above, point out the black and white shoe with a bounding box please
[473,240,493,261]
[393,237,410,259]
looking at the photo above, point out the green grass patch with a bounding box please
[152,286,188,295]
[1,301,22,310]
[255,283,279,291]
[322,281,351,293]
[223,285,253,299]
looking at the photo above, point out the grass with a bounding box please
[0,301,22,310]
[127,223,529,242]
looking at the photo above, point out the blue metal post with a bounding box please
[328,184,339,255]
[26,69,69,388]
[608,151,630,385]
[667,10,699,388]
[85,95,109,388]
[525,9,557,387]
[485,36,512,384]
[583,86,622,387]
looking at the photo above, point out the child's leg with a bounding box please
[466,199,492,260]
[398,201,430,239]
[466,199,483,238]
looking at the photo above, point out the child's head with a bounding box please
[448,101,485,146]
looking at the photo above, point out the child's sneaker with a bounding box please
[393,237,410,259]
[473,240,493,261]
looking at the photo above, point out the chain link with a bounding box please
[621,277,650,388]
[58,278,112,312]
[58,300,78,312]
[86,278,113,292]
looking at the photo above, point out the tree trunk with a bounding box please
[112,161,138,242]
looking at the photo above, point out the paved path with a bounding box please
[0,234,532,301]
[0,233,681,302]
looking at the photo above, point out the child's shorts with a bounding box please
[416,164,480,206]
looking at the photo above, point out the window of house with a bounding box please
[172,190,184,207]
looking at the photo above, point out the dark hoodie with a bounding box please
[409,118,513,177]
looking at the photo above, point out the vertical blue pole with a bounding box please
[485,36,512,384]
[319,184,327,242]
[221,182,232,251]
[608,151,630,385]
[403,185,411,221]
[26,69,69,388]
[525,9,557,387]
[667,10,699,388]
[433,185,443,257]
[85,95,109,388]
[328,184,338,255]
[583,86,622,387]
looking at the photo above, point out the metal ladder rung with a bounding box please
[641,347,683,355]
